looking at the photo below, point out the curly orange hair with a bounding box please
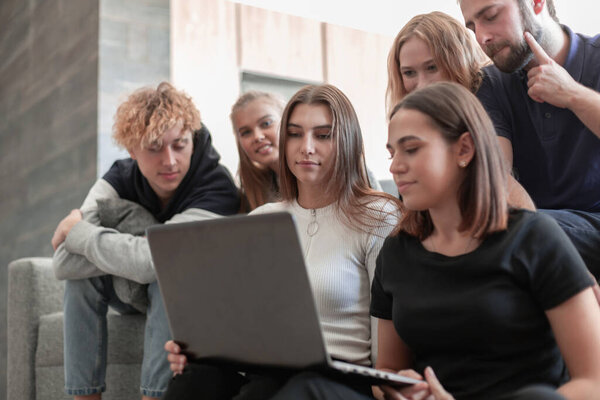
[113,82,201,150]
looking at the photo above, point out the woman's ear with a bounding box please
[456,131,475,168]
[128,148,137,160]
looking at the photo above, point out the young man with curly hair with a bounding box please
[51,82,240,400]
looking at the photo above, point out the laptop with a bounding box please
[147,212,421,388]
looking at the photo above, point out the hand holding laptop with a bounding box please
[165,340,187,375]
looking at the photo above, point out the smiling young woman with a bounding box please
[230,91,285,211]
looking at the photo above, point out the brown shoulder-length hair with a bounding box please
[279,84,400,232]
[113,82,201,150]
[385,11,489,118]
[230,91,285,211]
[389,82,508,239]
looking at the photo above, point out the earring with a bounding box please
[459,161,467,168]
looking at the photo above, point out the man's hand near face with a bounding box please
[525,31,600,138]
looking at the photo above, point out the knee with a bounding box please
[147,281,161,300]
[163,364,245,400]
[274,372,332,399]
[286,371,326,386]
[63,277,111,314]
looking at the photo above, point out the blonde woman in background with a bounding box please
[385,11,489,117]
[230,91,285,211]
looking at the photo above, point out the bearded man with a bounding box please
[460,0,600,276]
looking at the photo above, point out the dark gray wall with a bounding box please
[0,1,100,398]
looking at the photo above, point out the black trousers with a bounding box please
[266,372,567,400]
[162,365,373,400]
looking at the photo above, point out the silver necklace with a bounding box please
[307,209,319,237]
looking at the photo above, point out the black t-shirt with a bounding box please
[371,209,593,400]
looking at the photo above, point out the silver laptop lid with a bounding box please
[147,212,330,369]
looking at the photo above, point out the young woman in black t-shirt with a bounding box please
[267,82,600,400]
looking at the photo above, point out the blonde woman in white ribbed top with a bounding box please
[163,84,400,400]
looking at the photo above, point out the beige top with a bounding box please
[251,198,399,366]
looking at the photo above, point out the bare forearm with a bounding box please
[507,175,536,210]
[568,86,600,140]
[558,378,600,400]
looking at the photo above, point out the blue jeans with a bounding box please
[539,209,600,279]
[63,276,171,397]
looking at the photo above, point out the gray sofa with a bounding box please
[7,257,146,400]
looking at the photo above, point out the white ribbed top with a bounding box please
[251,198,398,366]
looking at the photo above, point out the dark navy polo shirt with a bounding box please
[477,26,600,212]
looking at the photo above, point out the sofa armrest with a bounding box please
[7,257,65,400]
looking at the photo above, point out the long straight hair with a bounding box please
[386,11,489,118]
[230,91,285,211]
[389,82,508,239]
[279,84,400,232]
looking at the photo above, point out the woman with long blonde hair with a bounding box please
[230,91,285,211]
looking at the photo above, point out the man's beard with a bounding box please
[485,38,533,72]
[485,7,544,73]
